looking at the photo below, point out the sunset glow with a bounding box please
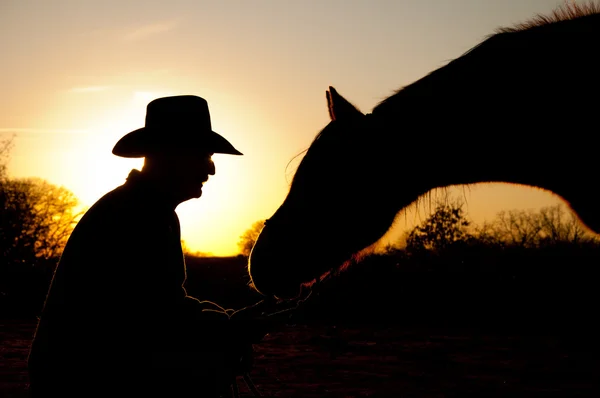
[2,0,568,256]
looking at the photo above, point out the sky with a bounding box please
[1,0,574,256]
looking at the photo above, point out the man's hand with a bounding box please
[227,298,296,344]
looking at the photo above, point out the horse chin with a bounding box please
[248,266,304,300]
[268,283,304,301]
[248,251,327,300]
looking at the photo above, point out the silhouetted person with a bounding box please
[27,95,250,397]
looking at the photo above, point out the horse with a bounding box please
[248,2,600,300]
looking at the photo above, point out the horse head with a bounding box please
[248,87,405,299]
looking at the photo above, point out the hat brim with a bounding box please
[112,127,243,158]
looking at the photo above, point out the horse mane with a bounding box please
[373,1,600,113]
[496,1,600,33]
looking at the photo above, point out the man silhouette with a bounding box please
[28,95,247,397]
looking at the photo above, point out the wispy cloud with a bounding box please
[69,86,111,93]
[0,128,90,134]
[124,20,179,42]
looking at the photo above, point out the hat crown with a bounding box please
[145,95,212,131]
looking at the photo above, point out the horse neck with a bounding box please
[372,16,600,188]
[370,97,595,213]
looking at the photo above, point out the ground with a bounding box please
[1,319,598,397]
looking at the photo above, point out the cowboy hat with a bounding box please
[112,95,243,157]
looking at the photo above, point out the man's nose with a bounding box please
[207,159,215,175]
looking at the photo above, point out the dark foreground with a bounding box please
[1,319,598,397]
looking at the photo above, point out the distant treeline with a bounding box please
[288,202,600,330]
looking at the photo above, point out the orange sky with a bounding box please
[1,0,568,256]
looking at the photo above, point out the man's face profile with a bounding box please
[172,151,215,200]
[143,148,216,202]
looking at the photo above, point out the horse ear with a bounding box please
[326,86,364,121]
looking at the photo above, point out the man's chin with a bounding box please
[183,189,203,201]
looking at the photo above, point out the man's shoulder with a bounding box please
[91,183,135,210]
[78,183,142,224]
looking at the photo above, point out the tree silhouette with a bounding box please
[405,200,472,254]
[237,220,266,257]
[1,135,84,266]
[1,177,83,265]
